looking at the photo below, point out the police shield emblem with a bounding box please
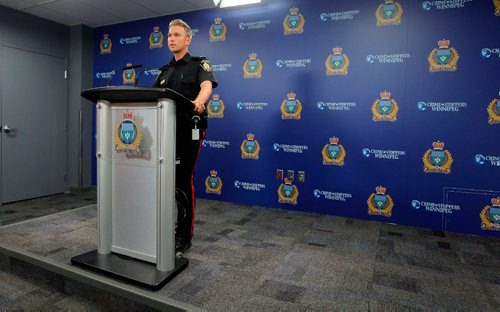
[205,170,223,194]
[328,144,340,159]
[209,176,219,189]
[378,99,392,115]
[209,18,226,42]
[429,40,458,72]
[480,198,500,231]
[489,207,500,223]
[374,194,388,209]
[430,150,445,166]
[285,99,297,113]
[211,99,221,113]
[245,140,256,153]
[283,184,294,198]
[367,186,394,217]
[151,32,161,43]
[247,59,258,73]
[383,3,396,18]
[125,69,133,80]
[208,94,224,118]
[423,141,453,174]
[331,55,343,69]
[102,39,110,49]
[100,34,112,54]
[288,14,300,29]
[487,98,500,124]
[119,120,136,144]
[243,53,263,79]
[241,133,260,159]
[322,137,345,166]
[436,48,451,65]
[213,24,223,36]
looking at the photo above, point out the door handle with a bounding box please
[2,125,14,134]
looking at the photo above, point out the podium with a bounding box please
[71,86,191,290]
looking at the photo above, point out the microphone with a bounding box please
[134,66,163,86]
[106,64,143,86]
[122,63,142,70]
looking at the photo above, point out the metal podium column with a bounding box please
[157,98,176,271]
[96,100,112,254]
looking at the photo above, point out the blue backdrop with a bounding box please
[92,0,500,237]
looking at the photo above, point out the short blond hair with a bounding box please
[169,19,192,37]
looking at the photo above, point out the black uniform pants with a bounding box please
[176,127,206,241]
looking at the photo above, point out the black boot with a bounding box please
[175,236,191,253]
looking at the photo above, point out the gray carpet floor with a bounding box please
[0,195,499,311]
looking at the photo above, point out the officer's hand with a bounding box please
[192,100,205,114]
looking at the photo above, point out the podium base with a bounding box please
[71,250,188,291]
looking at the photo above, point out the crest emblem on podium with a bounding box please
[122,63,136,85]
[100,34,112,54]
[205,170,223,195]
[325,47,349,76]
[423,141,453,174]
[281,92,302,120]
[209,17,227,42]
[241,133,260,159]
[115,112,142,155]
[243,53,263,79]
[149,26,163,49]
[494,0,500,16]
[428,39,459,72]
[367,186,394,217]
[283,7,305,35]
[208,94,224,118]
[375,0,403,26]
[372,91,399,122]
[487,92,500,124]
[480,197,500,231]
[278,178,299,204]
[322,137,346,166]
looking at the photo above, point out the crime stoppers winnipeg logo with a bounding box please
[283,7,305,35]
[149,26,163,49]
[281,92,302,119]
[241,133,260,159]
[205,170,222,195]
[208,94,224,118]
[325,47,349,75]
[423,141,453,174]
[480,197,500,231]
[375,0,403,26]
[367,186,394,217]
[100,34,112,54]
[428,39,459,72]
[243,53,263,79]
[322,137,346,166]
[209,17,227,42]
[372,91,399,121]
[487,92,500,124]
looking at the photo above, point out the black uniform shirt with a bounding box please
[153,53,218,129]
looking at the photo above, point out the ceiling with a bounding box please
[0,0,218,27]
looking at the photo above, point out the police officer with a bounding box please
[153,19,218,252]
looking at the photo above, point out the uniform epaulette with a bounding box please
[191,56,206,61]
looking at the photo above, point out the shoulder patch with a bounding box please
[200,59,213,72]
